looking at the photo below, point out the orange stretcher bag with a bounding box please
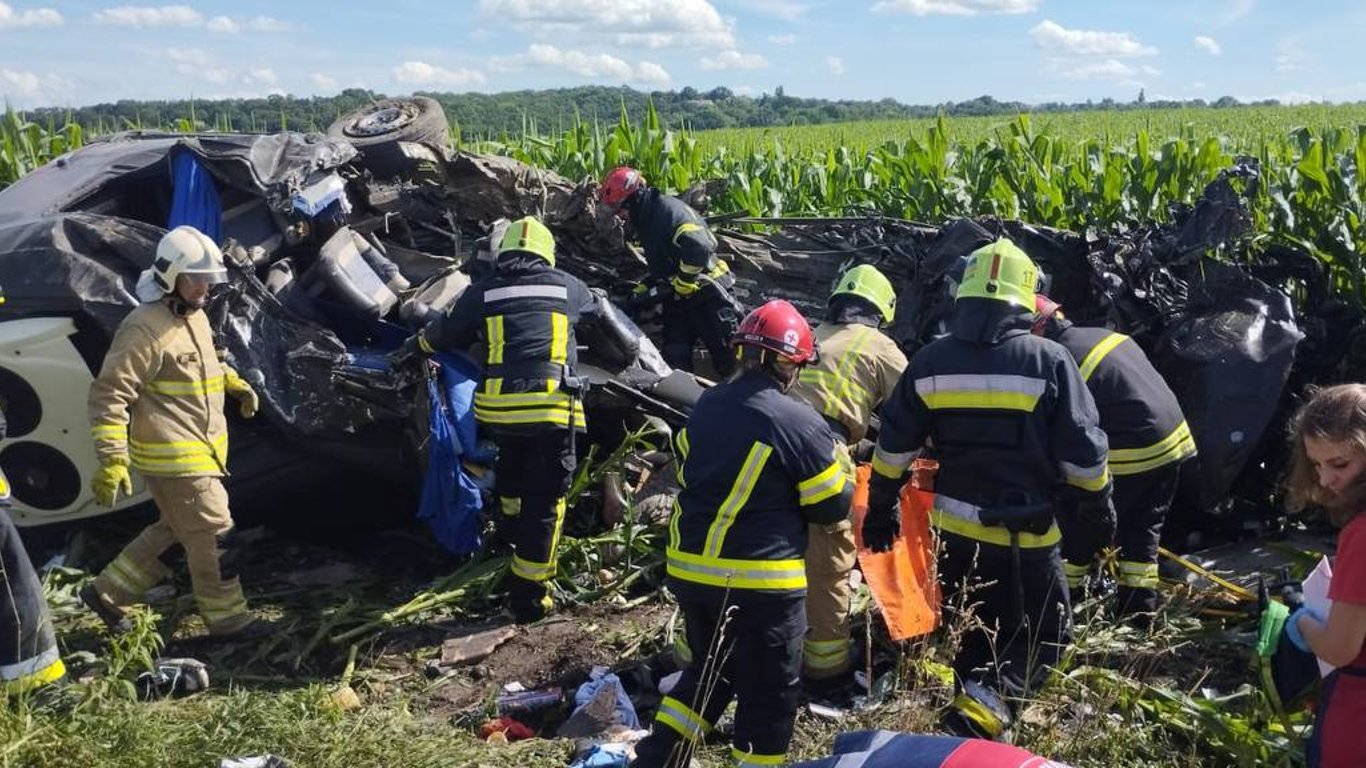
[852,459,941,641]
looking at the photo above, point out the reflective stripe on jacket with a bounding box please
[421,257,601,433]
[1049,324,1196,476]
[872,298,1110,544]
[668,371,853,598]
[88,300,230,477]
[791,322,907,444]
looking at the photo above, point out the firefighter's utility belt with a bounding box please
[484,361,568,382]
[976,497,1054,537]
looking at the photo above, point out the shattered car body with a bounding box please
[0,129,686,525]
[0,110,1344,540]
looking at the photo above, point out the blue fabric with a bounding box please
[167,150,221,242]
[572,671,640,729]
[568,744,630,768]
[790,731,962,768]
[417,355,490,555]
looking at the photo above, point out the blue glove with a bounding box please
[1285,606,1323,653]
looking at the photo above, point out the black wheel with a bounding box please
[326,96,450,148]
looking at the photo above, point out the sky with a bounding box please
[1,0,1363,110]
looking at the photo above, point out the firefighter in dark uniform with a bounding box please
[861,240,1115,740]
[1033,295,1196,618]
[598,166,740,378]
[407,216,602,623]
[1,405,67,695]
[631,300,853,768]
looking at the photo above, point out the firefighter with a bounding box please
[1,407,66,695]
[631,300,853,768]
[788,264,908,687]
[861,239,1115,740]
[1033,295,1196,618]
[404,216,601,623]
[81,226,263,638]
[598,166,740,378]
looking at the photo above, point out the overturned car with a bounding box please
[0,98,1350,544]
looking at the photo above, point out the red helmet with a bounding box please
[600,166,645,209]
[733,299,818,365]
[1032,294,1062,335]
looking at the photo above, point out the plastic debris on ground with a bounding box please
[479,716,536,742]
[219,757,291,768]
[136,657,209,699]
[497,683,563,715]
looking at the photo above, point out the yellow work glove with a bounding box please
[92,457,133,508]
[670,274,701,297]
[225,371,259,418]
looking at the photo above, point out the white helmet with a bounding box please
[135,226,228,302]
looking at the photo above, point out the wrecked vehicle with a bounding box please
[0,96,1348,545]
[0,105,695,527]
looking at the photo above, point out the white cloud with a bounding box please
[479,0,735,49]
[495,44,670,84]
[1223,0,1255,23]
[391,60,486,88]
[1030,20,1156,57]
[1192,81,1207,90]
[0,2,62,29]
[700,50,769,70]
[206,15,238,33]
[309,72,338,91]
[1058,59,1160,81]
[93,5,202,27]
[735,0,807,21]
[162,46,231,82]
[247,67,276,84]
[768,33,797,44]
[636,60,671,85]
[0,68,40,95]
[1275,39,1307,72]
[826,55,845,75]
[246,15,288,32]
[872,0,1037,16]
[1194,35,1221,55]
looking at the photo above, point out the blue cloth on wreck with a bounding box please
[573,670,641,729]
[417,353,491,555]
[167,150,221,243]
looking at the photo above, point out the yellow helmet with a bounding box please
[956,239,1038,309]
[497,216,557,267]
[830,264,896,324]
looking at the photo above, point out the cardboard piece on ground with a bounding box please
[853,461,941,641]
[440,626,517,666]
[1301,555,1335,677]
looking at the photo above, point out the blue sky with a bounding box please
[1,0,1362,109]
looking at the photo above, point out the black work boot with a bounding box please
[506,578,553,624]
[80,583,132,635]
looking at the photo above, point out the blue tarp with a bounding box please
[167,150,221,242]
[417,353,492,555]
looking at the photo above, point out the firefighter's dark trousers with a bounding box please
[632,592,805,768]
[939,530,1071,699]
[494,429,575,614]
[662,284,739,379]
[1063,464,1179,616]
[1,506,65,693]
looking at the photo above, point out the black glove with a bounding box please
[1071,492,1117,560]
[862,474,902,553]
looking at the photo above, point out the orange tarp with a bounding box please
[852,460,941,641]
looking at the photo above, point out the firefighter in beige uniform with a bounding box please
[79,226,262,637]
[788,264,907,684]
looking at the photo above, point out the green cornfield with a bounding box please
[485,102,1366,306]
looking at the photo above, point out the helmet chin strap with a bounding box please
[166,292,203,316]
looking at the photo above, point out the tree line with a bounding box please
[25,85,1296,138]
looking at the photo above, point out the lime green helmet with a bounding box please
[498,216,557,266]
[830,264,896,324]
[956,239,1038,309]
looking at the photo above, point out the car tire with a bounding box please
[327,97,451,179]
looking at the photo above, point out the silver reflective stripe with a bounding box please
[914,373,1047,398]
[834,754,870,768]
[1060,460,1106,480]
[934,494,986,524]
[0,646,59,681]
[484,284,568,302]
[867,730,896,751]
